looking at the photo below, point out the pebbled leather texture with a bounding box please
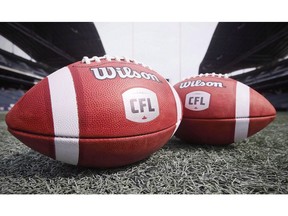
[174,75,276,145]
[6,57,182,167]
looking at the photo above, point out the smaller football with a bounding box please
[173,73,276,145]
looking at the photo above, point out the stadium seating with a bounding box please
[0,88,24,111]
[231,59,288,111]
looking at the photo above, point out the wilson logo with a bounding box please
[91,66,160,83]
[180,80,224,88]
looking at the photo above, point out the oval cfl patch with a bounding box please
[122,88,159,123]
[185,91,211,111]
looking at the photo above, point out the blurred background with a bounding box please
[0,22,287,112]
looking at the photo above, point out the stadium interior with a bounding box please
[1,22,287,111]
[199,22,288,111]
[0,22,287,195]
[0,22,105,111]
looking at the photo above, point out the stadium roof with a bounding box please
[0,22,105,73]
[0,48,47,88]
[0,22,106,89]
[199,22,288,74]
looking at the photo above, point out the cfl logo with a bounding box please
[130,98,156,114]
[122,88,159,123]
[185,91,210,111]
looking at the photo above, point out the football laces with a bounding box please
[81,55,152,70]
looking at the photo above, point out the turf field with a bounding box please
[0,112,287,194]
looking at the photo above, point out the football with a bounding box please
[6,55,182,168]
[173,73,276,145]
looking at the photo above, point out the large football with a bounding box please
[173,73,276,145]
[6,55,182,168]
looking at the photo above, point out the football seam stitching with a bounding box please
[182,114,276,120]
[8,124,177,140]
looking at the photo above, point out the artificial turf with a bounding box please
[0,112,287,194]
